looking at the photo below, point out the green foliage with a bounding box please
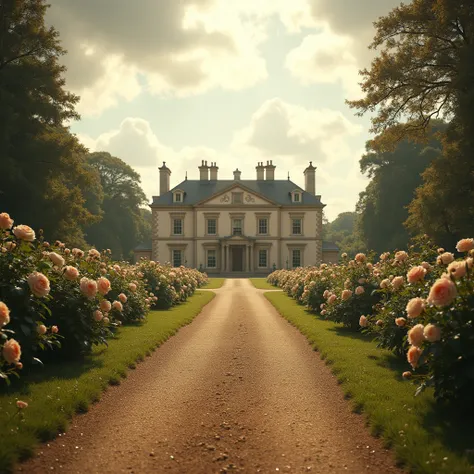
[323,212,366,257]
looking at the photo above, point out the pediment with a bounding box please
[197,184,276,206]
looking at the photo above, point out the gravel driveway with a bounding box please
[18,279,401,473]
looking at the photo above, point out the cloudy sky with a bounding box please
[47,0,400,221]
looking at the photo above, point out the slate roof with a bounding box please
[322,241,340,251]
[134,241,152,251]
[151,180,325,207]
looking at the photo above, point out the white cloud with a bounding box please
[285,28,363,99]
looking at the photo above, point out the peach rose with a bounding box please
[37,324,47,335]
[80,277,98,299]
[100,300,112,312]
[13,224,35,241]
[128,283,137,292]
[456,238,474,253]
[359,315,368,327]
[391,276,404,290]
[355,286,365,296]
[376,319,383,327]
[4,241,16,251]
[341,252,348,258]
[406,297,425,319]
[467,257,474,269]
[88,248,100,259]
[72,248,84,258]
[408,324,425,347]
[402,371,412,379]
[328,294,337,304]
[380,279,390,289]
[407,346,423,368]
[51,325,59,334]
[321,309,327,316]
[447,261,467,280]
[406,266,426,284]
[421,261,432,271]
[118,293,127,303]
[0,301,10,327]
[103,317,110,324]
[48,252,65,267]
[97,277,111,295]
[355,253,366,263]
[424,324,441,343]
[112,301,123,312]
[64,266,79,281]
[395,317,406,327]
[341,289,352,301]
[27,272,50,298]
[93,310,103,322]
[395,250,408,262]
[438,252,455,265]
[0,212,14,230]
[3,338,21,364]
[16,400,28,409]
[427,278,457,307]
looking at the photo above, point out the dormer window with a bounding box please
[173,189,184,203]
[291,189,302,203]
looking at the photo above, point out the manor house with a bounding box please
[134,161,339,274]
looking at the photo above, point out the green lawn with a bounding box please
[202,278,226,289]
[265,291,474,474]
[0,290,215,473]
[248,278,276,290]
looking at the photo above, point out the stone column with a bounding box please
[221,244,225,272]
[226,245,230,272]
[244,246,248,272]
[249,244,253,272]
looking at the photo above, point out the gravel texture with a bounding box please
[18,279,402,473]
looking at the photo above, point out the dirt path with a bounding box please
[18,279,401,474]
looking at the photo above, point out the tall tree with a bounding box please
[85,152,150,260]
[0,0,101,245]
[323,212,366,257]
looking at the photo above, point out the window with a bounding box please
[292,218,302,235]
[258,218,268,235]
[258,249,267,268]
[172,249,182,267]
[173,218,183,235]
[174,192,182,203]
[292,249,301,268]
[207,250,217,268]
[232,219,242,236]
[207,218,217,235]
[293,192,301,202]
[232,192,243,204]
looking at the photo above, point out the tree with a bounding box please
[324,212,366,257]
[84,152,150,260]
[356,122,446,253]
[347,0,474,150]
[0,0,101,245]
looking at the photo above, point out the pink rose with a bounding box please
[321,309,327,316]
[341,289,352,301]
[456,238,474,253]
[80,277,98,299]
[63,266,79,281]
[16,400,28,409]
[438,252,455,265]
[51,325,59,334]
[97,277,111,295]
[100,300,112,312]
[395,317,406,327]
[427,278,457,307]
[118,293,127,303]
[3,338,21,364]
[128,283,137,292]
[359,315,368,327]
[37,324,47,335]
[0,301,10,327]
[424,324,441,343]
[395,250,408,262]
[391,276,404,290]
[48,252,65,267]
[355,253,366,263]
[447,261,467,280]
[408,324,425,347]
[407,346,423,368]
[323,290,330,299]
[27,272,50,298]
[406,297,425,319]
[355,286,365,296]
[112,301,123,312]
[13,224,35,241]
[406,266,426,284]
[0,212,14,230]
[93,310,103,322]
[328,294,337,304]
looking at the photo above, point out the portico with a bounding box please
[220,235,256,273]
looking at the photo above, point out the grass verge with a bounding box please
[202,278,226,289]
[265,291,474,474]
[248,278,276,290]
[0,290,215,473]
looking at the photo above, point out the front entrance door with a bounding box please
[231,246,244,271]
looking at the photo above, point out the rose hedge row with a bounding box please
[267,236,474,408]
[0,212,208,382]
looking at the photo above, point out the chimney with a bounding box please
[256,162,265,180]
[264,160,276,180]
[233,168,241,180]
[209,162,218,180]
[159,161,171,196]
[198,160,209,181]
[304,161,316,195]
